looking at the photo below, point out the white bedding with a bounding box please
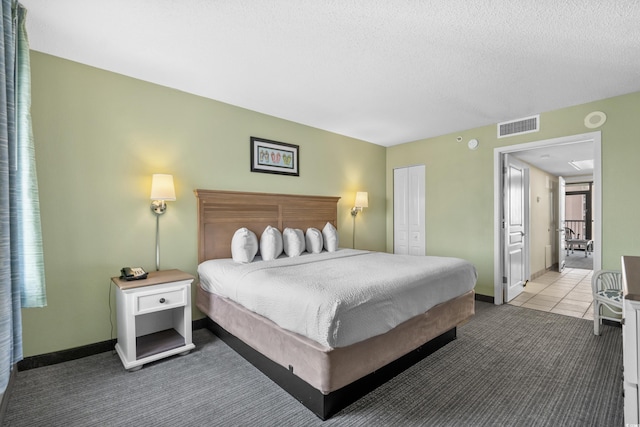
[197,249,477,348]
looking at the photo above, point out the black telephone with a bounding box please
[120,267,148,281]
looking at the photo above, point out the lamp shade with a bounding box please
[354,191,368,208]
[150,174,176,201]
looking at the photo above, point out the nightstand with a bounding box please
[112,269,196,371]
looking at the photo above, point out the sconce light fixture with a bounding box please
[351,191,368,249]
[150,174,176,271]
[350,191,369,217]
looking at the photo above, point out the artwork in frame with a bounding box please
[250,137,299,176]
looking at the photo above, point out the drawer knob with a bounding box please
[159,298,166,303]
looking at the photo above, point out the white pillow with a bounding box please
[322,222,338,252]
[283,228,306,257]
[231,227,258,263]
[305,228,324,254]
[260,226,283,261]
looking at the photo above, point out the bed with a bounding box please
[194,189,476,419]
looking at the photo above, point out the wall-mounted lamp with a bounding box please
[150,174,176,271]
[351,191,368,249]
[350,191,369,217]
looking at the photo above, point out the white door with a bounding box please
[394,167,409,254]
[503,155,528,302]
[394,165,425,255]
[557,176,566,272]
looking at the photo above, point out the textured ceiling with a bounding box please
[19,0,640,147]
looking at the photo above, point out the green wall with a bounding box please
[22,51,640,358]
[386,91,640,296]
[23,52,386,357]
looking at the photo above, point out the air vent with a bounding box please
[497,115,539,138]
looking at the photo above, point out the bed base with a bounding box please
[204,317,456,420]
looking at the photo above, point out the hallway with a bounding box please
[508,267,593,320]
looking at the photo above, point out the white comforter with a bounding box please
[198,249,477,348]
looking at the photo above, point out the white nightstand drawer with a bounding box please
[135,286,187,315]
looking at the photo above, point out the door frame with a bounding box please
[493,131,602,305]
[558,176,566,273]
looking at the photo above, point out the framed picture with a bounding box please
[250,137,299,176]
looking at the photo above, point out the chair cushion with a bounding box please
[596,289,622,304]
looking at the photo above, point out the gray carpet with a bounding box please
[4,302,622,426]
[565,251,593,270]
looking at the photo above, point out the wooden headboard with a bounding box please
[194,189,340,263]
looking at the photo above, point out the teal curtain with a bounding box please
[0,0,45,394]
[15,3,45,307]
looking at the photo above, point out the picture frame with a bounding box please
[250,137,299,176]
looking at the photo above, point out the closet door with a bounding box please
[394,167,409,254]
[394,165,425,255]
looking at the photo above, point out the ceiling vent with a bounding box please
[497,115,539,138]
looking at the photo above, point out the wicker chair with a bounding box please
[592,270,623,335]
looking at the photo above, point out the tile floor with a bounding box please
[509,267,594,320]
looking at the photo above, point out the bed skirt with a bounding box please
[197,284,475,418]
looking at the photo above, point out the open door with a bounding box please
[503,154,528,302]
[494,131,602,305]
[557,176,566,272]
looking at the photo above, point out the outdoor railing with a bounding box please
[566,219,589,240]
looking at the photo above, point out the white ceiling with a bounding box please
[20,0,640,149]
[511,140,594,178]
